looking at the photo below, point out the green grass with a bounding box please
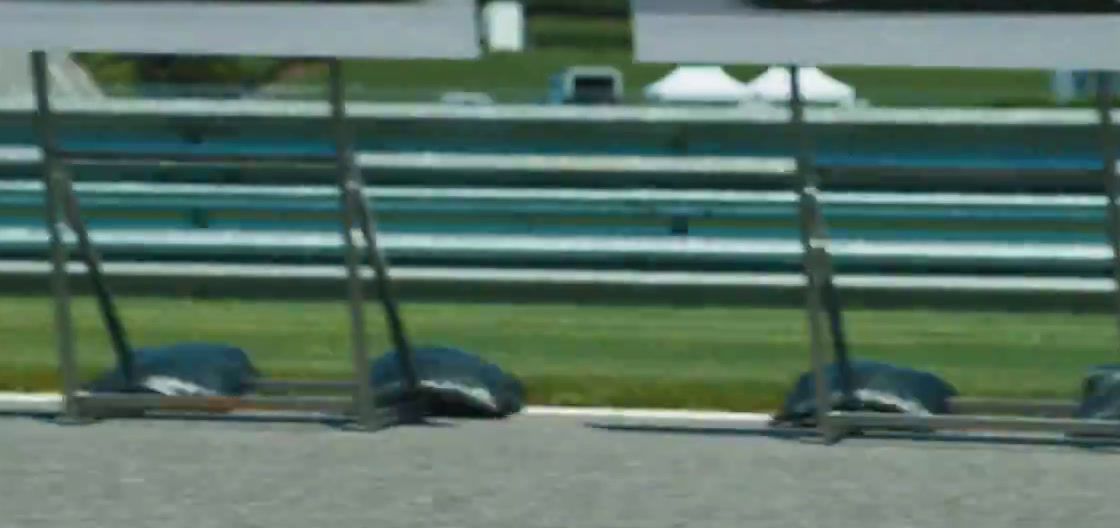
[278,50,1053,106]
[529,15,633,49]
[276,48,684,103]
[2,296,1114,411]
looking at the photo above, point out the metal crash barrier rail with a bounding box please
[34,55,422,429]
[802,68,1120,442]
[633,0,1120,443]
[4,0,482,430]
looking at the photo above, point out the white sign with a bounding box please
[483,1,526,53]
[631,0,1120,70]
[0,0,480,59]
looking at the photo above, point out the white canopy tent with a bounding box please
[644,65,859,106]
[643,65,750,104]
[741,66,858,106]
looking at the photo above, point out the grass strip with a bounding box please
[1,296,1113,411]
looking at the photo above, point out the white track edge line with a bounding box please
[0,392,773,423]
[0,392,60,404]
[523,406,772,422]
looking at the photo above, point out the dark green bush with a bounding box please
[519,0,629,17]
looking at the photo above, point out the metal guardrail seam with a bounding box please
[0,98,1117,126]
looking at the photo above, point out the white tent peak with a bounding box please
[741,66,858,106]
[643,65,750,104]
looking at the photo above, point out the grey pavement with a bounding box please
[0,0,479,59]
[1,414,1119,528]
[632,0,1120,70]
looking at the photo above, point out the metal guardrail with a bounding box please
[3,99,1119,194]
[1,97,1117,126]
[0,260,1112,311]
[0,218,1112,313]
[0,178,1111,229]
[0,227,1110,269]
[0,178,1108,206]
[2,99,1117,307]
[0,145,798,175]
[0,167,1114,304]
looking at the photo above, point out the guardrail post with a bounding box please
[1098,72,1120,355]
[789,64,853,443]
[328,59,378,429]
[351,174,422,399]
[30,51,80,423]
[58,172,136,389]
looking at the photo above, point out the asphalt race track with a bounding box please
[2,414,1118,528]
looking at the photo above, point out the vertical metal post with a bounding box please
[352,193,421,396]
[60,176,135,387]
[30,51,80,422]
[790,64,841,441]
[328,59,376,428]
[1098,72,1120,351]
[786,66,854,397]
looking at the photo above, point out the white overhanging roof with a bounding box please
[0,0,481,59]
[630,0,1120,70]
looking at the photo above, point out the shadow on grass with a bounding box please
[586,421,1120,453]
